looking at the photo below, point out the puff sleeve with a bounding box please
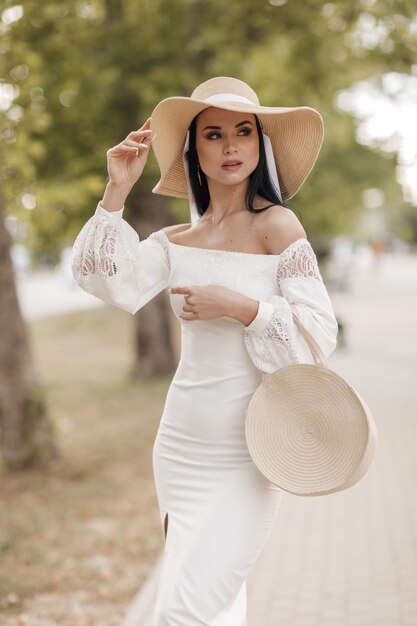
[243,238,338,373]
[70,203,170,314]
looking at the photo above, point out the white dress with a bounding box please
[71,203,338,626]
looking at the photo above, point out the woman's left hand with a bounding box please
[170,285,239,321]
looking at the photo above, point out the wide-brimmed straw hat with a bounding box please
[150,76,324,201]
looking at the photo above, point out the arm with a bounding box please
[71,202,170,315]
[241,238,338,373]
[100,179,133,212]
[228,206,307,329]
[71,120,169,314]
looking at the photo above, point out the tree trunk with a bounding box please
[128,192,178,378]
[0,191,59,471]
[131,289,178,378]
[103,0,179,378]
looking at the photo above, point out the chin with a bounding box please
[210,171,251,187]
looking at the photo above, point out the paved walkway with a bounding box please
[124,248,417,626]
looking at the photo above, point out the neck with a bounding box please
[202,178,249,225]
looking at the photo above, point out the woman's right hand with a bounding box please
[106,117,155,187]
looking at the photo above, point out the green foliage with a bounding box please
[0,0,415,260]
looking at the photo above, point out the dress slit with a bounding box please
[164,512,169,542]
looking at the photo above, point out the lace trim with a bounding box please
[263,306,300,365]
[73,222,172,280]
[243,296,300,373]
[74,221,119,278]
[277,239,322,281]
[243,239,323,372]
[148,229,170,268]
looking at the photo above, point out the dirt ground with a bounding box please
[0,306,170,626]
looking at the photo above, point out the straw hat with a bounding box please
[150,76,324,201]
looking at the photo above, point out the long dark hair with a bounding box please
[185,113,291,218]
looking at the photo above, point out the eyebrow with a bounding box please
[201,120,254,131]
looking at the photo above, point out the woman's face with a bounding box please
[195,107,259,187]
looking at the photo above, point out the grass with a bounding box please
[0,305,172,626]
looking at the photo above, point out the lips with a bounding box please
[222,160,243,169]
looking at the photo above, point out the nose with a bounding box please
[223,135,237,154]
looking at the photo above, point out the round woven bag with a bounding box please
[245,314,378,496]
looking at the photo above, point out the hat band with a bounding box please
[203,93,255,105]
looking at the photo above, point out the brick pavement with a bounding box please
[122,250,417,626]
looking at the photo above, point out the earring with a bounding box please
[197,162,202,186]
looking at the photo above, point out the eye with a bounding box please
[205,131,221,140]
[204,127,252,140]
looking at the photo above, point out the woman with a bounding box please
[71,76,338,625]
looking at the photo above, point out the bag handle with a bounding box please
[259,312,329,384]
[291,312,328,368]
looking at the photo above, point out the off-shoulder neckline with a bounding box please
[158,229,309,258]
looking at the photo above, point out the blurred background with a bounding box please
[0,1,416,625]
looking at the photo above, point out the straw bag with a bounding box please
[245,313,378,496]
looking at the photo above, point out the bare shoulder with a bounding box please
[161,223,192,239]
[255,205,307,255]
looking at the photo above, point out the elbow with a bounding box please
[304,310,338,360]
[322,314,339,358]
[104,291,140,315]
[324,334,338,359]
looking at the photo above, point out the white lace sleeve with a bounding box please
[71,203,170,314]
[243,238,338,373]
